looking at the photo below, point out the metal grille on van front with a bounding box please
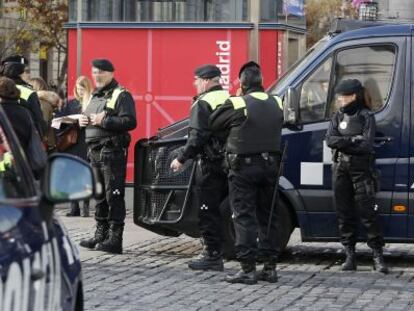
[157,119,189,139]
[135,138,196,224]
[148,142,193,186]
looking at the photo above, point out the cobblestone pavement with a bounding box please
[58,206,414,311]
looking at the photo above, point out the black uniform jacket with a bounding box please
[209,87,264,137]
[177,85,228,163]
[14,78,47,138]
[1,99,32,153]
[325,101,375,155]
[97,79,137,132]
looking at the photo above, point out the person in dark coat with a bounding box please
[326,79,388,273]
[209,62,283,284]
[0,54,47,138]
[56,75,93,217]
[79,59,136,254]
[0,77,31,153]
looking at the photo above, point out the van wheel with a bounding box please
[220,196,293,259]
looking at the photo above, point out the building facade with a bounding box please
[67,0,307,181]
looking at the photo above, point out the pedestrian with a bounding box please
[79,59,136,254]
[209,62,284,284]
[170,64,230,271]
[0,77,32,154]
[30,77,60,153]
[326,79,388,273]
[0,55,47,138]
[56,76,93,217]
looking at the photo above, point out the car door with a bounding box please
[283,37,404,240]
[0,111,65,311]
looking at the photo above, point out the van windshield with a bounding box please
[268,37,329,96]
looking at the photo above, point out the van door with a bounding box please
[408,29,414,238]
[283,37,405,240]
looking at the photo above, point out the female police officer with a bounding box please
[326,79,388,274]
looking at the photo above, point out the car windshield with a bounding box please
[268,37,329,96]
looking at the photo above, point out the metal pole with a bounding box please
[248,0,260,62]
[266,141,288,239]
[76,0,82,76]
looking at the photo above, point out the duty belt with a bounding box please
[227,152,280,165]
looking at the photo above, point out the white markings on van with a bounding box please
[300,140,332,185]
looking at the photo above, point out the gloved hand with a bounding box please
[351,135,365,143]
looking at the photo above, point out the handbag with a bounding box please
[56,125,79,151]
[27,119,48,172]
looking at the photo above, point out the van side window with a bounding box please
[330,45,396,114]
[298,57,332,123]
[0,126,26,199]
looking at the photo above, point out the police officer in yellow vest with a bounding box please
[210,62,283,284]
[0,54,46,137]
[171,64,229,271]
[79,59,136,254]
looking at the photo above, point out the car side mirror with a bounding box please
[283,87,300,125]
[43,154,98,203]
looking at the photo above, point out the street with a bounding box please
[58,192,414,311]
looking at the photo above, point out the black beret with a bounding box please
[1,54,28,65]
[92,59,114,72]
[335,79,363,95]
[238,61,260,78]
[194,64,221,79]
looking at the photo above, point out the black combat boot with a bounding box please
[188,248,224,271]
[79,220,109,249]
[66,202,80,217]
[372,248,389,274]
[258,262,278,283]
[96,224,124,254]
[225,262,257,285]
[82,200,90,217]
[341,245,356,271]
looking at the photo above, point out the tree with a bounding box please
[1,0,68,91]
[305,0,357,48]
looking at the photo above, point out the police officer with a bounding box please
[79,59,136,254]
[326,79,388,273]
[0,54,46,138]
[209,62,283,284]
[170,64,229,271]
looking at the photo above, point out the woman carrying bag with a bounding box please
[56,76,93,217]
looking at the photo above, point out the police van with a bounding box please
[0,106,99,310]
[133,20,414,257]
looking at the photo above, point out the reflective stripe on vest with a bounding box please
[229,97,246,110]
[192,89,230,110]
[273,96,283,110]
[16,85,34,101]
[0,152,13,172]
[107,87,125,109]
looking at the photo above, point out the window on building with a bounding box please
[69,0,249,22]
[260,0,305,26]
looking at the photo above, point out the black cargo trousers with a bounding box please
[227,154,280,265]
[88,144,127,225]
[333,154,384,249]
[194,158,228,254]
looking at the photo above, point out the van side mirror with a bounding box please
[283,87,300,125]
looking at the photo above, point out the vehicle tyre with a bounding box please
[74,282,84,311]
[220,196,294,259]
